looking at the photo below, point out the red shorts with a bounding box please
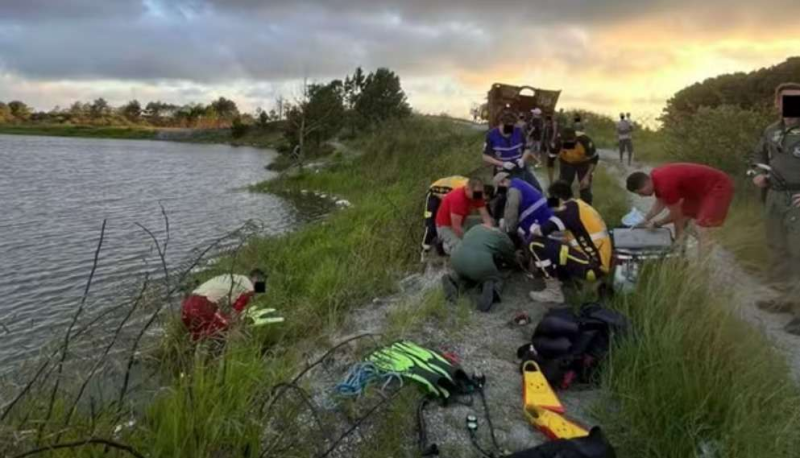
[682,180,734,228]
[181,295,229,340]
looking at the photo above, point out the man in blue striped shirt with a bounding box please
[483,111,542,191]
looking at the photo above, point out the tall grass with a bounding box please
[135,117,485,456]
[600,259,800,457]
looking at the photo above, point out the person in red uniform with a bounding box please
[626,163,734,250]
[435,177,494,255]
[181,268,266,340]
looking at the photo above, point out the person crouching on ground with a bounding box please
[626,163,734,254]
[435,178,494,255]
[492,172,553,246]
[527,180,611,301]
[442,224,517,312]
[181,268,266,340]
[422,175,469,256]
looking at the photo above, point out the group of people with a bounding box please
[423,103,768,321]
[425,107,614,311]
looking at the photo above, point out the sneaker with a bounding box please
[756,299,794,314]
[477,281,496,312]
[785,317,800,336]
[442,275,460,304]
[529,280,565,304]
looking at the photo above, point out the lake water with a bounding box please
[0,134,317,370]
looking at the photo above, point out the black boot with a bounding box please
[442,274,460,304]
[785,317,800,336]
[477,280,496,312]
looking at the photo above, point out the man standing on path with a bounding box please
[483,110,541,190]
[750,82,800,335]
[617,113,634,165]
[435,178,494,255]
[626,163,734,252]
[547,127,598,204]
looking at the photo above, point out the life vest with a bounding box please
[428,176,469,199]
[486,127,526,162]
[510,178,553,238]
[558,200,611,272]
[558,135,596,165]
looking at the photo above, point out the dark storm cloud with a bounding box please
[0,0,798,84]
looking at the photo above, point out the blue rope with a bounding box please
[334,362,403,397]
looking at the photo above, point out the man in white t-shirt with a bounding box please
[616,113,634,165]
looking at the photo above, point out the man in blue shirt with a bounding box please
[483,110,542,191]
[492,172,553,245]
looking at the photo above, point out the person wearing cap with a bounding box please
[483,110,542,191]
[547,127,598,204]
[493,172,553,244]
[527,181,611,299]
[435,177,494,255]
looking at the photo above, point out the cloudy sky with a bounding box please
[1,0,799,121]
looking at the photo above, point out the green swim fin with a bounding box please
[367,341,470,399]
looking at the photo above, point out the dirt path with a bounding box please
[597,149,800,382]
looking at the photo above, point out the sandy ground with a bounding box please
[598,149,800,382]
[290,256,601,457]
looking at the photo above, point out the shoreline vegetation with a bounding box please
[2,114,799,457]
[4,58,800,456]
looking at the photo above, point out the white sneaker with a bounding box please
[528,280,564,304]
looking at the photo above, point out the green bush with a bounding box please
[660,105,774,176]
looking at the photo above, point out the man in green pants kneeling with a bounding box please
[442,224,517,312]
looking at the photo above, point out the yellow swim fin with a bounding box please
[522,360,564,413]
[525,405,589,441]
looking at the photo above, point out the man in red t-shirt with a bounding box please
[435,177,494,254]
[626,163,734,249]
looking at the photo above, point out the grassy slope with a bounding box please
[4,116,797,457]
[128,117,487,457]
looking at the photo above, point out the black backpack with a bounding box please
[517,303,629,389]
[505,427,616,458]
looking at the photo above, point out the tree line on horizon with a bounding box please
[0,66,412,155]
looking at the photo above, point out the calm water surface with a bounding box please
[0,134,317,370]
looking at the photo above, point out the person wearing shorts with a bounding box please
[626,164,734,252]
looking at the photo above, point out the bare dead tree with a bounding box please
[59,274,150,436]
[38,220,106,444]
